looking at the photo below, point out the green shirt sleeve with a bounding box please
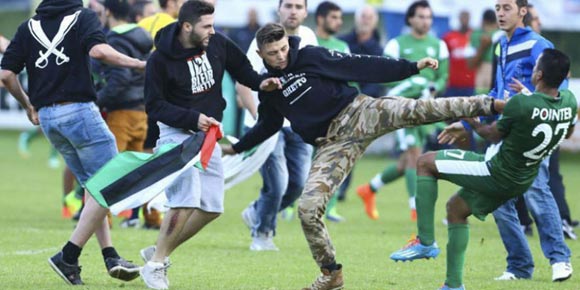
[497,94,523,134]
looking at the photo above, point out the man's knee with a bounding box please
[297,194,321,224]
[446,195,470,223]
[417,151,437,175]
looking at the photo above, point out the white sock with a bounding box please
[408,197,416,210]
[370,174,384,191]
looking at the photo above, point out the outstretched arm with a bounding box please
[0,70,38,125]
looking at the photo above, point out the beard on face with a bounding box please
[189,31,209,49]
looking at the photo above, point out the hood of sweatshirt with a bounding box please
[35,0,83,19]
[154,22,204,60]
[263,35,301,74]
[109,24,153,55]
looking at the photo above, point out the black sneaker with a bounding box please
[48,252,83,285]
[105,257,140,281]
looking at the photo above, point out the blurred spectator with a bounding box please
[129,0,157,23]
[229,8,260,53]
[339,5,385,97]
[443,10,475,96]
[469,9,499,94]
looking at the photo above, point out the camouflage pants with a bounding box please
[297,94,494,267]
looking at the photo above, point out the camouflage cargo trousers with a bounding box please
[297,94,495,267]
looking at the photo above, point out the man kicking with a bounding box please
[222,22,504,290]
[390,49,576,290]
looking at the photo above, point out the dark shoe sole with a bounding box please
[48,257,76,285]
[553,273,572,282]
[108,265,140,281]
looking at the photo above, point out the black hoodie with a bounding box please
[1,0,106,109]
[97,24,152,111]
[233,36,419,151]
[145,23,264,131]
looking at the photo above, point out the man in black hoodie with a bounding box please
[138,2,279,289]
[221,23,505,290]
[0,0,146,286]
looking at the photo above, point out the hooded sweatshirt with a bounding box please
[145,23,264,131]
[97,24,152,111]
[1,0,106,109]
[232,36,419,152]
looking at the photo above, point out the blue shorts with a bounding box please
[38,102,117,185]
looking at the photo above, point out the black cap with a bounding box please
[104,0,130,19]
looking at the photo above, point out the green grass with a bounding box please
[0,130,578,290]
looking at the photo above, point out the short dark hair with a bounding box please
[536,49,570,88]
[104,0,131,20]
[278,0,307,9]
[159,0,168,9]
[315,1,341,20]
[516,0,528,8]
[482,9,496,24]
[523,4,534,27]
[129,0,152,23]
[178,0,215,26]
[405,0,431,26]
[256,22,287,50]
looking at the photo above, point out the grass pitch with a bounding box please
[0,130,578,290]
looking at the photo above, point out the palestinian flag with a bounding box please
[86,126,222,215]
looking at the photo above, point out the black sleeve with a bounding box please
[232,98,284,153]
[1,22,29,74]
[97,37,132,106]
[78,9,106,53]
[223,34,264,91]
[304,46,419,83]
[145,54,200,131]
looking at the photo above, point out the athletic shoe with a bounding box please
[242,203,257,229]
[18,131,31,158]
[571,220,579,228]
[326,208,345,223]
[120,218,140,228]
[62,206,72,219]
[552,262,573,282]
[140,245,156,263]
[48,252,83,285]
[522,224,533,237]
[105,257,140,281]
[410,209,417,221]
[250,232,279,251]
[302,264,344,290]
[390,237,440,261]
[64,191,83,218]
[141,261,170,290]
[356,184,378,220]
[439,284,465,290]
[280,206,295,221]
[562,220,577,240]
[494,271,519,280]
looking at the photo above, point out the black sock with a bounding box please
[62,241,82,265]
[322,262,339,272]
[101,247,120,260]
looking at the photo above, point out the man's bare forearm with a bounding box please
[467,120,503,143]
[0,70,32,109]
[236,82,257,119]
[89,43,145,69]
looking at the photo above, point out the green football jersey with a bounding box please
[491,90,578,187]
[316,36,350,53]
[384,34,449,98]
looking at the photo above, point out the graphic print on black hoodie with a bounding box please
[145,22,265,132]
[1,0,106,109]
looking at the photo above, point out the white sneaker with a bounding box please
[140,261,170,290]
[250,232,279,251]
[241,203,257,229]
[552,262,573,282]
[140,246,156,263]
[494,272,518,281]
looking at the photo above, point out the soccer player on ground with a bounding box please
[137,2,280,289]
[390,49,576,290]
[0,0,146,285]
[314,1,350,223]
[357,0,449,221]
[221,23,504,290]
